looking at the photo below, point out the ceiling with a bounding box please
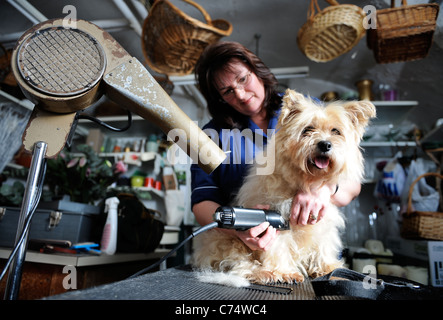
[1,0,442,132]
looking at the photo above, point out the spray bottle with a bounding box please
[100,197,120,255]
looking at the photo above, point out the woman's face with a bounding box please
[215,59,266,118]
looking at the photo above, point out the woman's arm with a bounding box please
[331,180,361,207]
[192,200,221,227]
[290,180,361,225]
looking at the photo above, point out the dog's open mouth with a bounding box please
[313,156,330,169]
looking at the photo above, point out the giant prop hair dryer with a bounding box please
[11,18,226,172]
[4,18,226,300]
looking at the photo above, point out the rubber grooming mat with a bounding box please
[45,266,349,300]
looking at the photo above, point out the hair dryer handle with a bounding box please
[103,58,226,174]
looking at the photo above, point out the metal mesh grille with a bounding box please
[17,27,105,96]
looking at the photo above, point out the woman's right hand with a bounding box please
[193,201,278,251]
[234,204,278,251]
[235,222,277,251]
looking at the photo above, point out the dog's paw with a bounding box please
[280,272,305,283]
[309,262,344,278]
[249,270,305,284]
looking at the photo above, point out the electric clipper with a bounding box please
[214,206,289,231]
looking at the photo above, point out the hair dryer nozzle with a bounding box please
[103,58,226,174]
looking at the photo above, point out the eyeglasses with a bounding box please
[220,72,252,100]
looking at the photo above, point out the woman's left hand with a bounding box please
[289,184,336,225]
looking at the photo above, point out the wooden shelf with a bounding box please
[99,151,157,162]
[361,141,416,147]
[369,100,418,125]
[134,186,164,198]
[372,101,418,107]
[0,247,171,267]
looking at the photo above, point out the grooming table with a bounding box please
[44,265,342,300]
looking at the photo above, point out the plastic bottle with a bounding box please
[100,197,120,255]
[163,166,177,190]
[146,134,158,152]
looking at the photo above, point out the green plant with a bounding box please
[45,144,121,204]
[0,181,25,206]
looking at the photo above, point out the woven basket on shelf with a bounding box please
[142,0,232,76]
[367,0,440,64]
[401,172,443,241]
[297,0,366,62]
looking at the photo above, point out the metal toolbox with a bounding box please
[0,205,100,248]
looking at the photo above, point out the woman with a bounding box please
[191,41,360,251]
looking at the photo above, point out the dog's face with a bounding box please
[276,89,376,185]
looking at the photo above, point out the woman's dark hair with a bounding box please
[195,41,281,129]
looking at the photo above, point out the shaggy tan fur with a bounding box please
[192,89,376,286]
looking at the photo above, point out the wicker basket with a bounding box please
[367,0,439,64]
[297,0,366,62]
[0,43,16,87]
[142,0,232,76]
[401,172,443,241]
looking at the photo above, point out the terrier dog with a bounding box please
[192,89,376,286]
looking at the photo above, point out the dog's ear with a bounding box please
[280,89,307,124]
[343,100,377,134]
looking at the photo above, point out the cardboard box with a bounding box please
[86,128,104,153]
[386,236,429,261]
[387,237,443,287]
[428,241,443,287]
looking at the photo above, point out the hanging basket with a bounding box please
[297,0,366,62]
[367,0,440,64]
[401,172,443,241]
[142,0,232,76]
[0,43,16,86]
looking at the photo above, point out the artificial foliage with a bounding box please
[45,144,120,204]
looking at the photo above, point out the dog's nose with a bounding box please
[318,140,332,153]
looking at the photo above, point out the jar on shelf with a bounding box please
[146,134,158,153]
[355,79,374,101]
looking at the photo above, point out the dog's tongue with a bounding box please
[314,156,330,169]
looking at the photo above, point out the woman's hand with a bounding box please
[234,204,278,251]
[236,222,277,251]
[290,184,336,225]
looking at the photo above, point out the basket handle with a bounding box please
[308,0,339,20]
[391,0,408,8]
[182,0,213,26]
[406,172,443,215]
[325,0,339,5]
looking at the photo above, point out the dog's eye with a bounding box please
[302,126,314,136]
[331,128,341,135]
